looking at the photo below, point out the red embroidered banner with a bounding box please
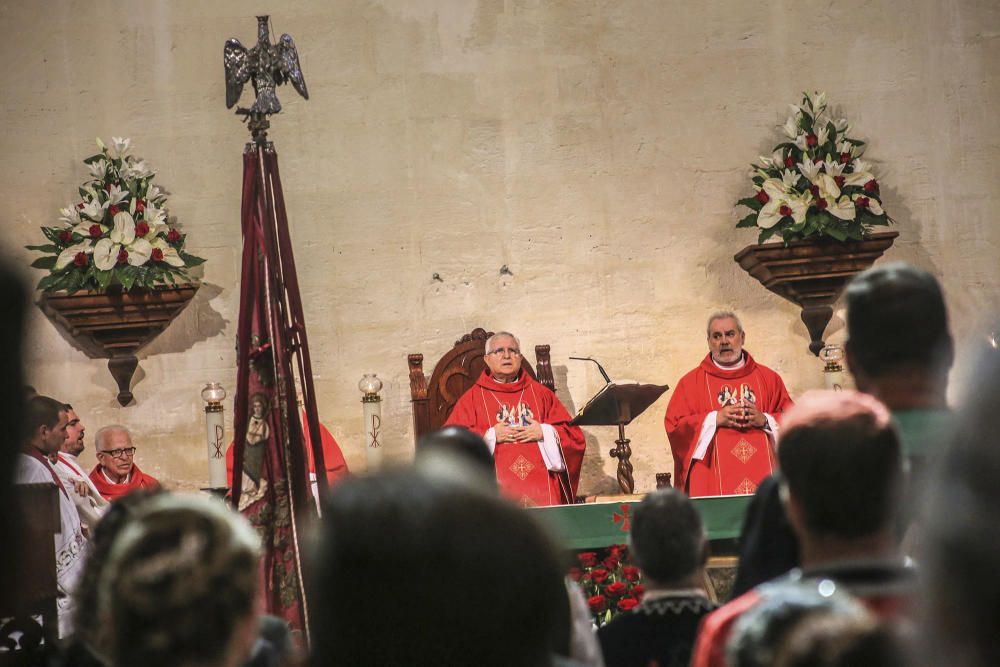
[230,142,328,639]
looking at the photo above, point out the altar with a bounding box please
[529,494,751,603]
[528,494,751,550]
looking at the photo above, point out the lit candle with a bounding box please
[201,382,228,488]
[820,345,846,391]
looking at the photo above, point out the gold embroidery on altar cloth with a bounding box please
[731,439,756,464]
[518,495,536,508]
[510,455,534,480]
[734,478,756,495]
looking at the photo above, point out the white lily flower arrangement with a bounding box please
[737,92,892,244]
[27,137,204,293]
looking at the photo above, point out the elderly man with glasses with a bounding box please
[445,331,585,506]
[89,425,160,501]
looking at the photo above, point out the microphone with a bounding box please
[570,356,613,385]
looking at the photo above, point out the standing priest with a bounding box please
[665,312,793,497]
[445,331,585,506]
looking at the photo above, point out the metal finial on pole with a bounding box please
[223,15,309,143]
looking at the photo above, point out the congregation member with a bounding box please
[597,488,717,667]
[690,390,912,667]
[309,467,570,667]
[921,348,1000,667]
[844,262,954,486]
[15,395,87,637]
[664,312,793,497]
[89,425,160,501]
[445,331,586,505]
[731,262,955,595]
[416,426,604,667]
[50,404,108,529]
[97,494,261,667]
[725,581,900,667]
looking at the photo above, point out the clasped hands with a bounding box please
[495,418,544,443]
[717,400,766,430]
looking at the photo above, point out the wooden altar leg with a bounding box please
[108,355,138,406]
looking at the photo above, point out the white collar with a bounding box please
[711,352,746,371]
[101,468,131,485]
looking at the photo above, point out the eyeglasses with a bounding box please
[488,347,521,357]
[98,447,136,459]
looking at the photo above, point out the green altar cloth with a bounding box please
[528,495,752,550]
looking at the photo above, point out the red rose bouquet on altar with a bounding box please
[736,92,892,244]
[570,544,644,627]
[27,137,204,293]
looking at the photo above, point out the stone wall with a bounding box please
[3,0,998,493]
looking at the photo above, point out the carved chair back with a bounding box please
[408,328,555,443]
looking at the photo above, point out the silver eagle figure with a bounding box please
[224,16,308,117]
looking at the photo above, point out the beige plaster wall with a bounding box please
[2,0,998,494]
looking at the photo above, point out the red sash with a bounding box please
[687,374,777,497]
[494,443,565,507]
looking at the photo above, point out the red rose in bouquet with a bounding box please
[605,582,627,598]
[578,552,598,568]
[617,597,640,612]
[590,568,610,584]
[588,595,607,613]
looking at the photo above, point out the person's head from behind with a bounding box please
[845,262,953,393]
[310,468,566,667]
[773,612,906,667]
[99,494,260,667]
[24,395,69,455]
[727,580,873,667]
[777,390,901,556]
[629,487,707,588]
[923,349,1000,667]
[416,426,497,491]
[73,489,163,656]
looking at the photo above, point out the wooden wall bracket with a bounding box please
[734,231,898,355]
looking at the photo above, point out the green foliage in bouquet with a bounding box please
[736,92,893,245]
[27,137,204,293]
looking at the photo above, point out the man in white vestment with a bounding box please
[49,403,108,530]
[15,395,88,637]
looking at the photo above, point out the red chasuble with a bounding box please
[664,352,793,497]
[88,463,160,501]
[225,409,350,489]
[445,370,586,506]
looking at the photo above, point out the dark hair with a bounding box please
[101,495,259,667]
[923,349,1000,667]
[778,391,901,540]
[630,488,704,584]
[24,395,66,441]
[845,262,953,378]
[417,426,496,487]
[310,469,567,667]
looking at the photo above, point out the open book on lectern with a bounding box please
[568,357,668,427]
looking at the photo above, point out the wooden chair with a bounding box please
[0,484,60,666]
[408,327,556,444]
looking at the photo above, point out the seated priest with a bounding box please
[445,331,585,506]
[664,312,793,497]
[89,425,160,501]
